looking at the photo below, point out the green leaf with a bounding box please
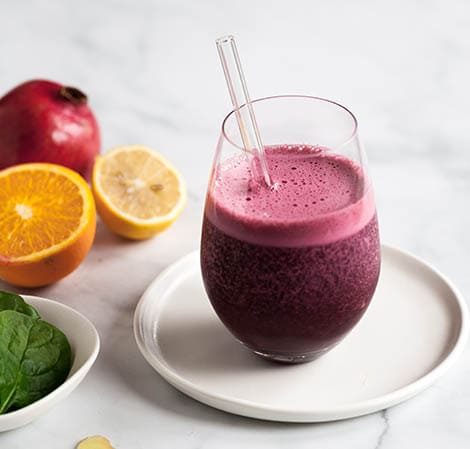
[0,291,40,319]
[0,310,71,414]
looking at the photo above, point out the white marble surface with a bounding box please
[1,0,469,447]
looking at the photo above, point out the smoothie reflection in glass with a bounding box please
[200,96,380,363]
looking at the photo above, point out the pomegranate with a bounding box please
[0,79,100,180]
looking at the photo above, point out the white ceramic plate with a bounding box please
[0,295,100,432]
[134,246,468,422]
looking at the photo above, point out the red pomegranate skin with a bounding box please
[0,79,100,180]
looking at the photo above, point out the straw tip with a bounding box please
[216,35,235,45]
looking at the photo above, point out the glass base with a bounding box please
[251,346,333,364]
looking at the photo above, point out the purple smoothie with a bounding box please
[201,144,380,362]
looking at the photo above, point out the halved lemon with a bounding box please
[0,163,96,287]
[92,145,187,240]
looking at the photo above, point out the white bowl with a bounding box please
[0,295,100,432]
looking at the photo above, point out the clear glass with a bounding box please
[200,95,381,363]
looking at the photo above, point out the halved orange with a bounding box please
[92,145,187,240]
[0,163,96,287]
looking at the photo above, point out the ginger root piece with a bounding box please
[76,436,115,449]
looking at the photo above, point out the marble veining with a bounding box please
[375,410,390,449]
[0,0,469,447]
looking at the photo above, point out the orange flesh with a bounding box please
[0,170,84,259]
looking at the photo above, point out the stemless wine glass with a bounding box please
[200,95,381,363]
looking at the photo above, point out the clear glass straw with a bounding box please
[216,35,272,187]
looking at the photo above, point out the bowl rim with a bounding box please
[0,294,100,422]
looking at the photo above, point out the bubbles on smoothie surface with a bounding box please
[213,144,364,220]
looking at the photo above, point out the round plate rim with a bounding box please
[133,244,469,422]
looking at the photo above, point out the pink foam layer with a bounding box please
[205,146,377,247]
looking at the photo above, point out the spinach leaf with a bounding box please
[0,310,72,414]
[0,290,40,319]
